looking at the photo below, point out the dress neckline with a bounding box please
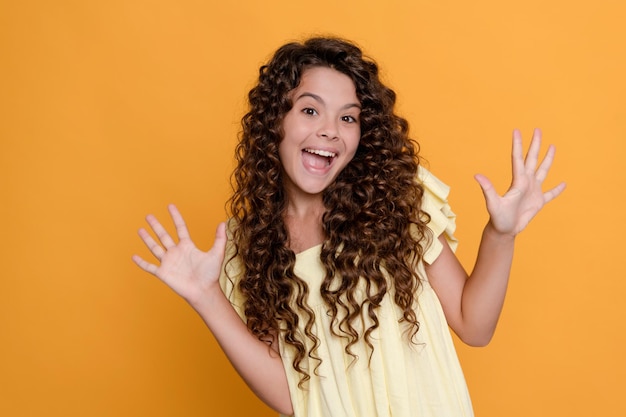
[294,243,323,257]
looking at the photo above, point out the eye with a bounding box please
[341,115,358,123]
[302,108,317,116]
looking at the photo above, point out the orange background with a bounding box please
[1,1,624,416]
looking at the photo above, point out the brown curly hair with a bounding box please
[227,37,431,386]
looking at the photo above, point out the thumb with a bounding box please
[210,222,228,260]
[474,173,499,206]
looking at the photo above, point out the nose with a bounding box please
[317,117,339,140]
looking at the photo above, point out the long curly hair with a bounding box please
[227,37,431,386]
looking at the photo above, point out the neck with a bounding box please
[282,184,326,220]
[283,192,326,254]
[285,197,325,221]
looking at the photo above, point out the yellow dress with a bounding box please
[220,167,474,417]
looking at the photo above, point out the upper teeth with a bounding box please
[304,149,336,158]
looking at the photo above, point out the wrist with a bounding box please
[484,221,517,243]
[186,281,226,312]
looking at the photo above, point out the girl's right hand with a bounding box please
[132,206,293,414]
[132,204,228,306]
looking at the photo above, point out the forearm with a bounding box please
[428,130,564,346]
[190,287,293,415]
[459,222,515,345]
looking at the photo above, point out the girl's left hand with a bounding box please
[474,128,566,237]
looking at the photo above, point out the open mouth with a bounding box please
[302,148,336,168]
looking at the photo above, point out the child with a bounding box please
[132,37,565,417]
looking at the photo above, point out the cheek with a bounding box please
[281,108,310,135]
[348,130,361,155]
[282,120,305,144]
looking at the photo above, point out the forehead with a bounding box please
[291,67,358,101]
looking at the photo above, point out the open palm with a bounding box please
[132,204,227,306]
[474,129,566,236]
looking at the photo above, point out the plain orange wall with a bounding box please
[1,1,624,416]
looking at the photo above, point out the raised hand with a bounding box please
[474,129,566,237]
[132,204,227,306]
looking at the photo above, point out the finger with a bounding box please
[535,144,556,182]
[511,129,525,180]
[168,204,191,241]
[524,128,542,172]
[543,181,567,204]
[211,222,228,259]
[474,174,500,206]
[146,214,177,249]
[138,227,166,260]
[132,254,159,275]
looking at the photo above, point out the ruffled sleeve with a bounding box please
[418,166,458,264]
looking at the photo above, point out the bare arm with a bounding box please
[426,129,566,346]
[132,205,293,415]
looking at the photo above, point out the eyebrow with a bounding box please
[294,92,361,110]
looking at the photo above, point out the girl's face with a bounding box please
[279,66,361,202]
